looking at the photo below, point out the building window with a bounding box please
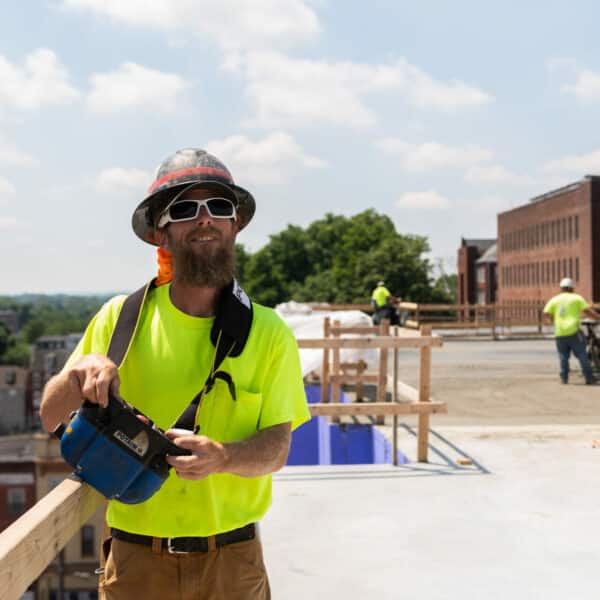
[569,257,573,278]
[568,216,573,241]
[477,266,485,284]
[4,370,16,385]
[576,257,580,282]
[7,488,26,517]
[552,261,556,284]
[81,525,95,557]
[562,219,567,243]
[575,215,579,239]
[563,258,567,279]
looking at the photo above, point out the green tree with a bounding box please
[242,209,439,306]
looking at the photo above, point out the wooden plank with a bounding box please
[329,326,380,335]
[418,325,432,462]
[331,320,341,403]
[0,477,104,600]
[398,302,418,310]
[320,317,330,403]
[376,321,388,424]
[309,402,447,416]
[309,303,373,312]
[297,336,443,349]
[329,374,379,384]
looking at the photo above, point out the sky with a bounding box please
[2,0,600,294]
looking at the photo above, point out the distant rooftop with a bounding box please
[476,242,497,264]
[461,238,496,253]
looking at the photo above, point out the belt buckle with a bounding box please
[167,538,190,555]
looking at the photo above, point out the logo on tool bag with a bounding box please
[114,430,149,457]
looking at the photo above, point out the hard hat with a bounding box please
[131,148,255,245]
[377,280,385,286]
[560,277,574,289]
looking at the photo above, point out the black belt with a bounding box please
[111,523,256,554]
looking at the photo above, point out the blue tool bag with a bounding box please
[58,394,191,504]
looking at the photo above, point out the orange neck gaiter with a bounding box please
[156,248,173,286]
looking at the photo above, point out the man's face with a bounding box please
[158,187,239,287]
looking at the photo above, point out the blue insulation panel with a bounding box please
[287,385,410,466]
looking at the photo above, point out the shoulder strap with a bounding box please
[106,280,155,367]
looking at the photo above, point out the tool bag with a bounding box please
[56,278,253,504]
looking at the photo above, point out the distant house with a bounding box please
[457,238,497,305]
[0,366,32,434]
[30,334,81,426]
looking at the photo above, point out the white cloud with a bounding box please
[396,190,450,210]
[239,52,493,129]
[0,138,38,167]
[62,0,320,53]
[0,49,80,112]
[206,131,327,185]
[541,149,600,174]
[0,217,19,229]
[95,167,151,193]
[465,164,534,186]
[0,176,17,201]
[87,63,191,114]
[375,139,493,172]
[561,68,600,101]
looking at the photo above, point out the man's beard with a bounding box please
[167,227,236,288]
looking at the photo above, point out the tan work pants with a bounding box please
[99,535,271,600]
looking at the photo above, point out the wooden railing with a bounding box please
[398,302,553,338]
[0,477,103,600]
[298,323,446,463]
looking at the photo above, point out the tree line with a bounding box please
[0,210,455,366]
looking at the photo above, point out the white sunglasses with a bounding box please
[157,197,237,228]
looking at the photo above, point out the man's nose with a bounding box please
[195,205,213,225]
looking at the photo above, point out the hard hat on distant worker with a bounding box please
[131,148,256,245]
[560,277,574,289]
[377,280,385,286]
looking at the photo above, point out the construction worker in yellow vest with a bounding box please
[371,280,398,325]
[543,277,600,384]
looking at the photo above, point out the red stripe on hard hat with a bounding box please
[148,167,233,194]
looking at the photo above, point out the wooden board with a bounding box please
[309,402,447,416]
[297,336,443,349]
[0,477,104,600]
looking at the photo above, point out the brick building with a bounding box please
[497,176,600,304]
[457,238,497,305]
[0,434,103,599]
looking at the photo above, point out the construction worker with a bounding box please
[40,148,310,599]
[371,280,398,325]
[543,277,600,384]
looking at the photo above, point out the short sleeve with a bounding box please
[257,322,310,432]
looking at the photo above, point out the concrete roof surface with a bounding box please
[263,423,599,600]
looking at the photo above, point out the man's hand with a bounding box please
[165,431,228,480]
[165,422,291,480]
[68,353,120,408]
[40,353,120,432]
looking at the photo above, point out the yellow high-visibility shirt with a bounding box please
[64,283,310,536]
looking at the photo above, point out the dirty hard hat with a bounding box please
[559,277,574,289]
[132,148,256,245]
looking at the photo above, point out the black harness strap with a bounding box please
[107,281,154,367]
[105,278,253,432]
